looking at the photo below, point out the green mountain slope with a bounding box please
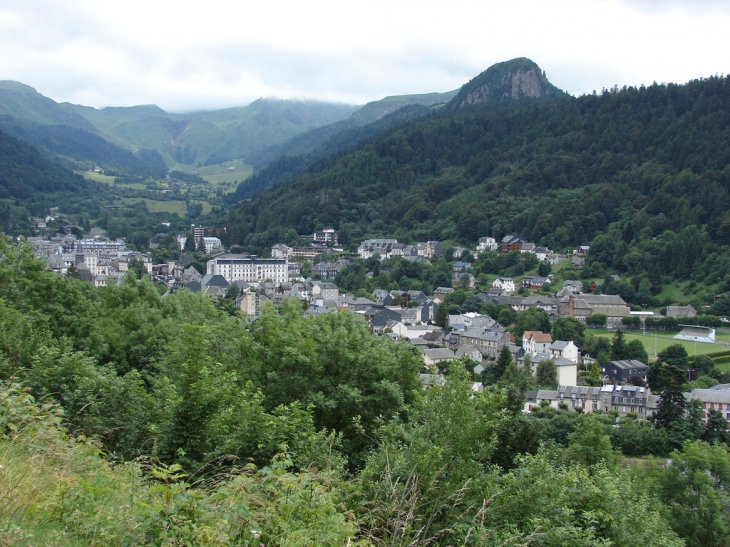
[0,82,359,169]
[0,116,168,177]
[223,61,730,288]
[245,89,459,169]
[230,104,434,200]
[0,81,97,131]
[0,129,91,228]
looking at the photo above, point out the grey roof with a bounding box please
[423,348,455,360]
[550,341,570,350]
[201,273,230,288]
[690,389,730,404]
[609,359,648,370]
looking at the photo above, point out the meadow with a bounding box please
[589,328,730,360]
[113,198,212,215]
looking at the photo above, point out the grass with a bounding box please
[588,328,727,359]
[78,171,116,184]
[175,159,253,187]
[113,198,212,215]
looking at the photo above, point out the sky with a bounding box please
[1,0,728,112]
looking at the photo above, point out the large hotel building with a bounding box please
[206,253,288,284]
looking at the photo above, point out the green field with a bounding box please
[113,198,212,215]
[79,171,116,184]
[188,160,253,187]
[589,328,729,360]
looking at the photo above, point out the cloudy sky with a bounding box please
[1,0,728,112]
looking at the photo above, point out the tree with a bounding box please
[610,328,630,360]
[513,307,551,338]
[551,317,585,346]
[654,364,687,429]
[586,314,607,328]
[658,344,690,369]
[537,260,551,277]
[127,257,147,279]
[650,440,730,547]
[567,417,615,468]
[183,234,196,253]
[627,338,649,363]
[536,359,558,389]
[484,345,513,385]
[703,410,730,445]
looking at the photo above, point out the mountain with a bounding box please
[230,90,460,200]
[222,59,730,288]
[0,82,360,169]
[0,129,91,228]
[449,57,566,109]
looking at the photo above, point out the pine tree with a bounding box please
[610,328,629,360]
[654,365,687,429]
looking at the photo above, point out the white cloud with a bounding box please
[0,0,727,111]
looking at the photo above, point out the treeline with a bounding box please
[3,237,730,545]
[224,75,730,288]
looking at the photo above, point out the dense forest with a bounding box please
[224,71,730,290]
[3,237,730,545]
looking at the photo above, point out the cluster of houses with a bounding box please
[29,233,153,287]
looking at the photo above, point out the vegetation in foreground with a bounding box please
[1,237,730,545]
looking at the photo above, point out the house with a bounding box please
[271,244,292,258]
[456,344,484,364]
[202,237,223,254]
[666,305,697,318]
[422,348,455,367]
[358,239,399,259]
[524,385,653,418]
[520,242,535,253]
[477,237,498,253]
[459,328,509,358]
[688,389,730,425]
[577,245,590,255]
[571,256,585,270]
[433,287,454,303]
[522,276,549,290]
[523,331,553,354]
[562,280,583,294]
[603,384,652,417]
[603,360,649,384]
[533,246,550,261]
[422,241,443,258]
[492,277,516,294]
[452,261,471,273]
[310,281,339,301]
[362,307,403,333]
[549,340,580,363]
[557,293,631,328]
[453,272,475,288]
[501,232,527,253]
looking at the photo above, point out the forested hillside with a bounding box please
[225,70,730,286]
[0,129,92,230]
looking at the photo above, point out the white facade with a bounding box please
[202,237,223,254]
[206,254,288,284]
[477,237,498,253]
[492,277,515,294]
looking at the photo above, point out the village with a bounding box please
[24,223,730,428]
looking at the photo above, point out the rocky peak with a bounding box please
[450,58,565,109]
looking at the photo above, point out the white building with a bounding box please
[477,237,498,253]
[206,254,288,284]
[202,237,223,254]
[492,277,515,294]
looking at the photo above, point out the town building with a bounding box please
[206,253,288,284]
